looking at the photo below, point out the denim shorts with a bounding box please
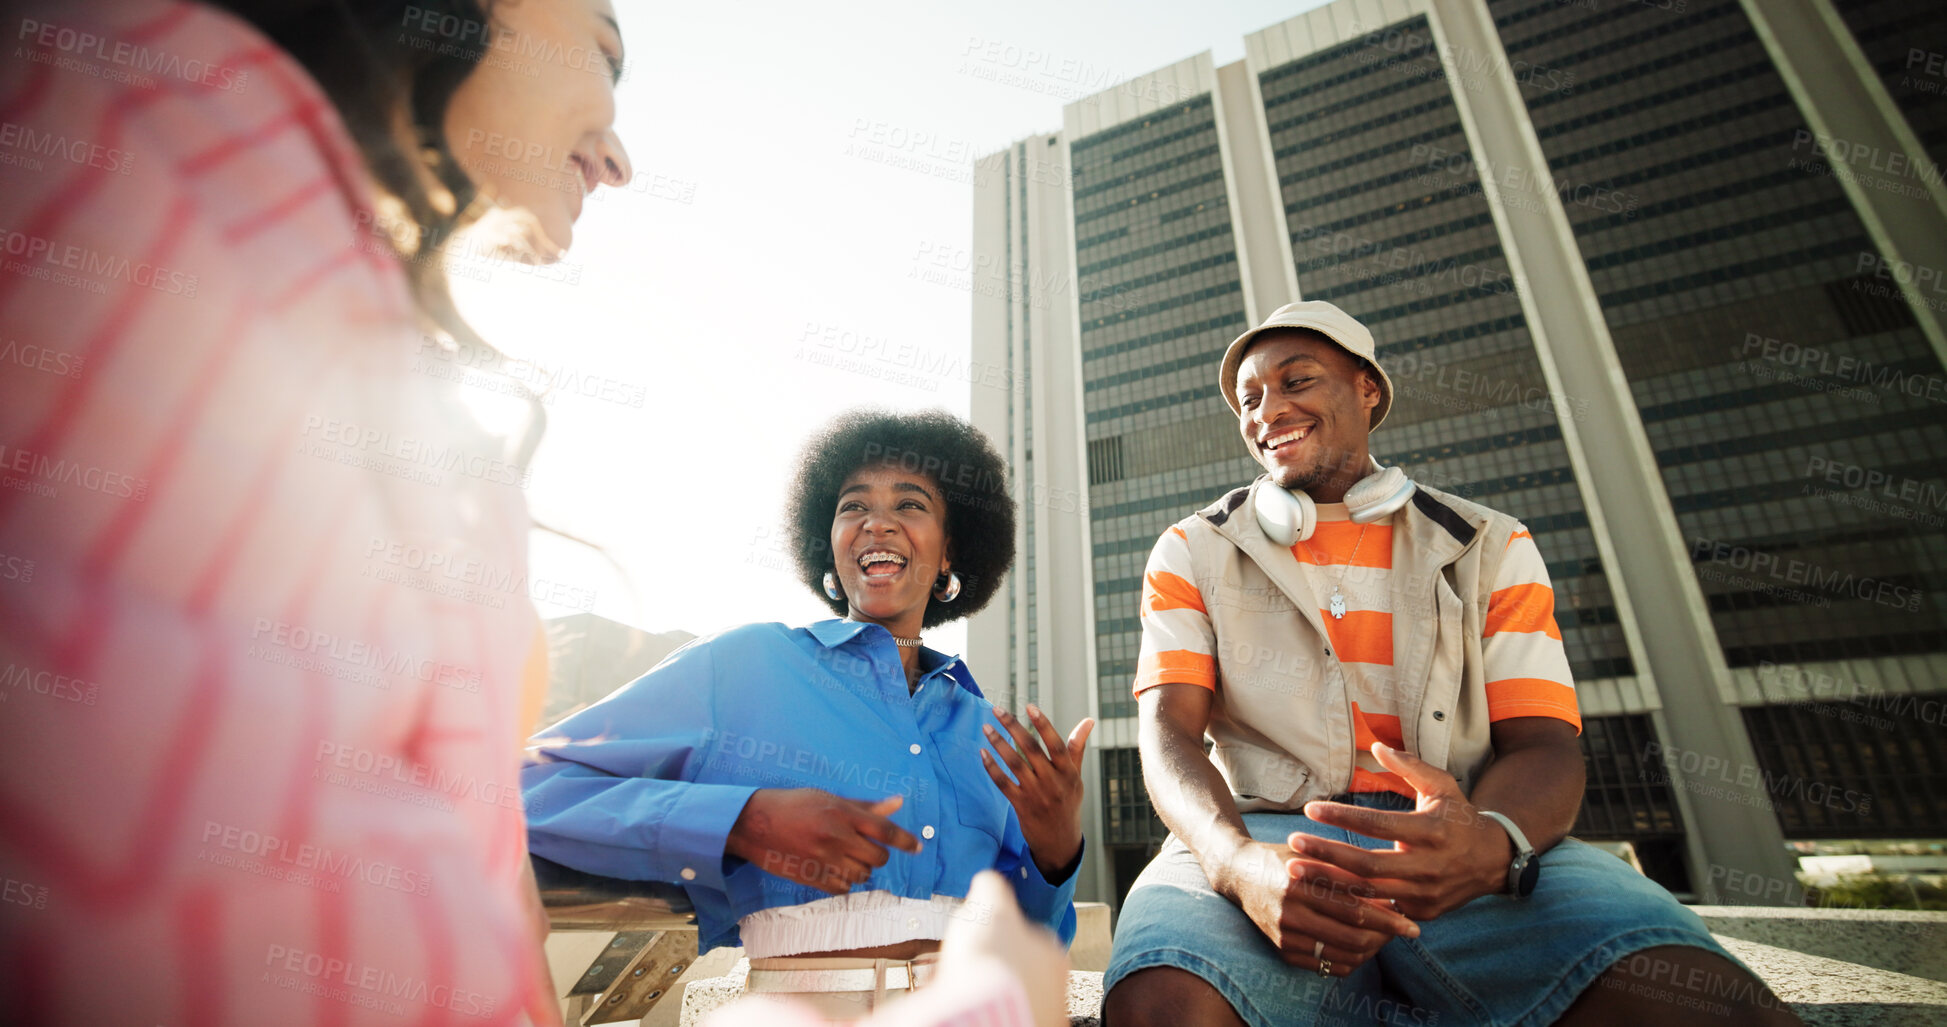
[1103,793,1739,1027]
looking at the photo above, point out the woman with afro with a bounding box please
[522,409,1093,1019]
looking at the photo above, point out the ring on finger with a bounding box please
[1313,939,1325,960]
[1316,958,1332,978]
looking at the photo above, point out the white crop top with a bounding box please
[737,890,975,958]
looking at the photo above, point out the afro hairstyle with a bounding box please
[786,408,1016,629]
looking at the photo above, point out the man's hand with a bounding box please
[726,789,923,895]
[1216,838,1420,977]
[980,705,1093,878]
[1289,742,1512,920]
[1133,683,1421,976]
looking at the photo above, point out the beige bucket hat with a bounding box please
[1218,300,1393,431]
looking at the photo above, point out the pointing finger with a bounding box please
[1368,742,1458,800]
[1301,799,1436,847]
[853,797,922,853]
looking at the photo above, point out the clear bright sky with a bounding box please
[451,0,1327,655]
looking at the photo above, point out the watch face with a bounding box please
[1515,856,1540,898]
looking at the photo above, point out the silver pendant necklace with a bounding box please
[1305,524,1371,620]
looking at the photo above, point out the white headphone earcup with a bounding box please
[1345,464,1416,524]
[1253,484,1316,546]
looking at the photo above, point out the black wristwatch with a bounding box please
[1478,810,1539,899]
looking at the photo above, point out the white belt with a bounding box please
[745,956,938,995]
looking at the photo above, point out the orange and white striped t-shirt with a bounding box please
[1133,502,1580,798]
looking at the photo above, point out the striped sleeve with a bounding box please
[1132,524,1217,695]
[1483,524,1581,732]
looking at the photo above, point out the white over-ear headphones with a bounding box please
[1253,457,1417,545]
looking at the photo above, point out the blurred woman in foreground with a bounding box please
[0,0,630,1022]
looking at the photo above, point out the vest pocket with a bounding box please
[1208,586,1328,697]
[1211,743,1311,807]
[1211,582,1299,612]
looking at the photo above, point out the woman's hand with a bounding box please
[726,789,923,895]
[937,870,1072,1026]
[981,705,1094,879]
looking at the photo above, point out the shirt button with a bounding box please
[680,867,697,881]
[922,825,936,840]
[1433,710,1446,721]
[910,743,922,755]
[1019,867,1028,880]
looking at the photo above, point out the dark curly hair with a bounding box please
[787,409,1016,629]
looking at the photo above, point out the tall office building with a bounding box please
[971,0,1947,906]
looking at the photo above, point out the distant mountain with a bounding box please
[540,613,695,725]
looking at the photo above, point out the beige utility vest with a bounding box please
[1180,477,1528,810]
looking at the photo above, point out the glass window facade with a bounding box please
[1018,145,1039,714]
[1832,0,1947,173]
[1100,746,1171,907]
[1577,714,1691,892]
[1490,0,1947,671]
[1741,694,1947,837]
[1071,94,1254,724]
[1071,98,1253,903]
[1262,17,1635,682]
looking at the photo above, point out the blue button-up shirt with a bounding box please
[522,619,1080,954]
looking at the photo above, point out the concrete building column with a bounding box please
[1741,0,1947,368]
[970,136,1110,902]
[1424,0,1799,901]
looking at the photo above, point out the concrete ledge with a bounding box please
[1066,971,1102,1026]
[1694,907,1947,1027]
[1070,902,1112,973]
[1716,937,1947,1027]
[1693,906,1947,982]
[671,910,1947,1026]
